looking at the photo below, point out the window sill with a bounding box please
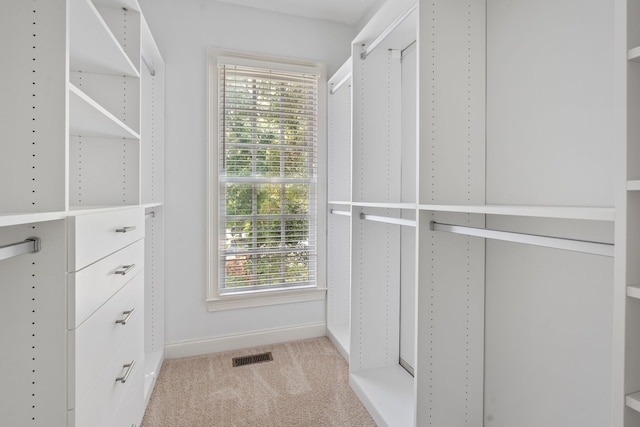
[206,287,327,312]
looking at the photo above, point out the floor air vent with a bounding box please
[232,352,273,367]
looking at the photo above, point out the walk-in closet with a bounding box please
[1,0,639,426]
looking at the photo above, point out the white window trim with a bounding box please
[206,48,327,312]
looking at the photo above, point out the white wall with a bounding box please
[138,0,356,350]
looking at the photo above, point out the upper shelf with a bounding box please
[69,84,140,139]
[418,204,615,222]
[69,0,139,77]
[352,202,416,210]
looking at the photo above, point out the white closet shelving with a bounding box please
[327,0,625,425]
[345,1,418,425]
[0,0,164,425]
[327,58,352,360]
[622,0,640,425]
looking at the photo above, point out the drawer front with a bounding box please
[69,314,144,427]
[108,366,145,427]
[68,208,145,272]
[69,274,144,408]
[68,239,144,328]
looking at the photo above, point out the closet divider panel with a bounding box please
[625,0,640,424]
[417,0,486,207]
[328,62,352,203]
[400,45,417,373]
[350,207,401,372]
[140,41,165,205]
[327,209,351,359]
[0,221,67,426]
[416,0,486,425]
[0,0,67,214]
[352,48,402,204]
[416,211,485,426]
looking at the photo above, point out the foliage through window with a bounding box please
[218,60,318,294]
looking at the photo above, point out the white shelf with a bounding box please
[626,391,640,412]
[350,365,414,427]
[627,285,640,300]
[328,200,351,206]
[69,84,140,139]
[629,46,640,62]
[69,0,139,77]
[627,180,640,191]
[352,202,416,210]
[0,211,67,228]
[418,204,615,222]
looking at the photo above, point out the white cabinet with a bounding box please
[0,0,164,425]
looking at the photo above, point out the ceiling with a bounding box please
[214,0,381,26]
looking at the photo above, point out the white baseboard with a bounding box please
[164,323,327,359]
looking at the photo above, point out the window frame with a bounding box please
[206,48,327,311]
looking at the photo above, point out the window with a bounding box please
[207,49,327,310]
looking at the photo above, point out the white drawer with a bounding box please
[108,366,145,427]
[68,208,145,272]
[68,274,144,409]
[68,239,144,328]
[68,313,144,427]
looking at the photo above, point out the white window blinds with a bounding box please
[218,63,318,293]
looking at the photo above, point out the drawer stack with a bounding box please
[67,208,146,427]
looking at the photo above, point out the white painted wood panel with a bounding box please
[68,239,144,328]
[0,221,67,426]
[484,231,613,427]
[486,0,615,207]
[67,207,144,271]
[68,273,144,407]
[416,211,485,426]
[68,313,144,427]
[0,0,66,214]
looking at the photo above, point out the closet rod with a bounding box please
[430,221,614,257]
[360,213,416,227]
[360,3,417,60]
[142,55,156,76]
[0,238,40,262]
[145,211,156,220]
[330,73,351,95]
[330,209,351,217]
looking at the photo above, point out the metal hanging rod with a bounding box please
[360,213,416,227]
[330,73,352,95]
[141,55,156,76]
[0,238,41,262]
[360,3,417,60]
[145,211,156,220]
[330,209,351,217]
[430,221,614,257]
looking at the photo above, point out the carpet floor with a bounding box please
[141,337,376,426]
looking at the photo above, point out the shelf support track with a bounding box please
[430,221,613,257]
[0,238,41,262]
[360,213,416,228]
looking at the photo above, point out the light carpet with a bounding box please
[141,337,376,426]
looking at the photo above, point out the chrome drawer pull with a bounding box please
[115,264,136,275]
[115,360,135,384]
[115,308,136,325]
[116,226,137,233]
